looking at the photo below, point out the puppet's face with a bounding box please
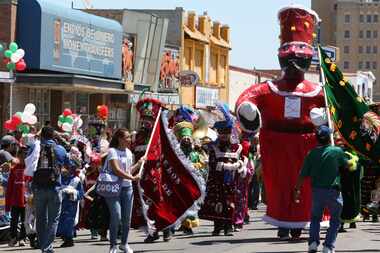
[140,118,154,131]
[278,42,313,75]
[180,136,193,150]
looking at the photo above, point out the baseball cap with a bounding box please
[1,135,17,147]
[316,125,332,139]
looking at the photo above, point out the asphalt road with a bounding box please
[1,205,379,253]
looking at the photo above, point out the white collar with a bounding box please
[267,80,322,97]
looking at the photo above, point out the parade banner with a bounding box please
[319,45,380,163]
[137,109,205,232]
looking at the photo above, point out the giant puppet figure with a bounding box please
[235,5,325,239]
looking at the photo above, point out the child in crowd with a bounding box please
[57,165,84,247]
[5,146,27,247]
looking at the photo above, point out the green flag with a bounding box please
[319,45,380,163]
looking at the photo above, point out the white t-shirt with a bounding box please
[107,147,134,187]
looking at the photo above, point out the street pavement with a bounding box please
[1,205,379,253]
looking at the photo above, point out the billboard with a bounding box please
[17,0,123,79]
[159,48,180,90]
[122,34,136,90]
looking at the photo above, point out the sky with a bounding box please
[60,0,311,70]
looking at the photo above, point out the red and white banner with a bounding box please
[137,109,204,232]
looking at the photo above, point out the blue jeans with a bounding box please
[105,186,134,247]
[309,188,343,249]
[34,188,62,253]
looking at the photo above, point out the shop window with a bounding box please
[76,93,89,123]
[194,48,204,82]
[344,46,349,54]
[209,52,218,84]
[343,61,350,69]
[29,88,50,126]
[344,30,350,39]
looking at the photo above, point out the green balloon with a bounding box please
[17,124,29,134]
[0,44,3,52]
[58,115,65,123]
[9,42,18,53]
[4,50,12,58]
[64,116,74,124]
[16,112,23,118]
[7,62,15,71]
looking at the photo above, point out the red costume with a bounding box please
[236,6,325,230]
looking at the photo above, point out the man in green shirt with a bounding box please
[294,125,349,253]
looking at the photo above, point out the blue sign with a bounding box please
[17,0,122,79]
[312,46,337,65]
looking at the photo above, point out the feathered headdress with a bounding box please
[213,102,234,130]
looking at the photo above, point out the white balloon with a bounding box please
[15,49,25,59]
[75,118,83,128]
[10,53,22,63]
[24,103,36,114]
[21,112,32,123]
[62,122,73,132]
[58,121,63,127]
[27,115,37,125]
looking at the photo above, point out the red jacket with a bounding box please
[5,163,26,211]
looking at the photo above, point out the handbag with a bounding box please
[96,154,123,198]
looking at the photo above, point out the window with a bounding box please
[359,30,364,39]
[367,45,371,54]
[343,61,350,69]
[367,14,372,23]
[374,30,378,38]
[359,46,363,53]
[373,61,377,69]
[374,46,378,54]
[359,61,363,69]
[375,14,379,23]
[367,30,371,38]
[366,61,371,69]
[344,46,349,54]
[345,14,350,23]
[360,14,365,23]
[194,48,204,82]
[344,30,350,38]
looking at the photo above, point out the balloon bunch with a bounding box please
[3,103,38,134]
[3,42,26,72]
[57,109,83,133]
[96,105,109,121]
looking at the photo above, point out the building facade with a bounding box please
[312,0,380,100]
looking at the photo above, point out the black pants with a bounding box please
[10,206,26,240]
[214,220,233,232]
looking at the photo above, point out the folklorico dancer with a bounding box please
[235,5,327,240]
[131,96,174,243]
[199,104,244,236]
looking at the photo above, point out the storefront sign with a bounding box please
[179,70,199,86]
[17,0,123,79]
[195,86,219,108]
[129,92,180,105]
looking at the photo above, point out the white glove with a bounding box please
[310,107,328,126]
[238,102,258,121]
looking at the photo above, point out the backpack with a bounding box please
[32,143,60,188]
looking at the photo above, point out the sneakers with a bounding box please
[308,241,318,253]
[322,246,335,253]
[144,233,159,243]
[60,238,74,248]
[109,246,118,253]
[119,244,133,253]
[19,239,26,247]
[163,230,172,242]
[8,238,17,247]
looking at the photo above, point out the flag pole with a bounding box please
[318,45,335,146]
[138,107,162,178]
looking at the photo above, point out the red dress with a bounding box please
[236,80,325,228]
[5,164,26,211]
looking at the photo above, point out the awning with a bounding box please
[14,73,128,94]
[210,35,231,49]
[183,26,209,43]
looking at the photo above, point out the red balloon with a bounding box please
[15,59,26,71]
[11,114,22,126]
[63,108,72,117]
[4,120,16,131]
[97,105,109,120]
